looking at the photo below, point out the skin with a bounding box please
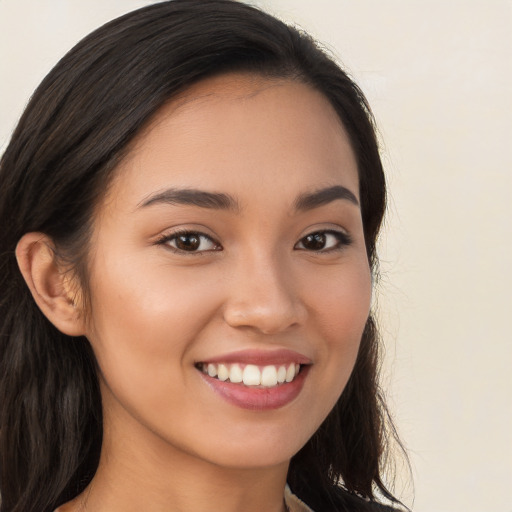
[42,73,372,511]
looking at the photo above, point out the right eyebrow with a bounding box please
[137,188,240,212]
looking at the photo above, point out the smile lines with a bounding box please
[198,362,301,388]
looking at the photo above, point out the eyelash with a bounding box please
[155,229,352,255]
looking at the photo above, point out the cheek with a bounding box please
[307,259,372,392]
[311,259,372,342]
[84,256,223,403]
[88,251,221,343]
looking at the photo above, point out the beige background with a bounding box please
[1,1,511,510]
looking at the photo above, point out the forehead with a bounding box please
[103,73,359,212]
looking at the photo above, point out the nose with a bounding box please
[222,253,306,335]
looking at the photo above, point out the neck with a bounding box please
[60,398,290,512]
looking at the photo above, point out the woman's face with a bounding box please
[84,74,372,469]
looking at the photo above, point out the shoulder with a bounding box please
[290,484,403,512]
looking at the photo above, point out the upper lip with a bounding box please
[198,348,312,366]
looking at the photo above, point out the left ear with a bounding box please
[15,232,86,336]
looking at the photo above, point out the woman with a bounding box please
[0,1,406,511]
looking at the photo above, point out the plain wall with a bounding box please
[1,1,511,511]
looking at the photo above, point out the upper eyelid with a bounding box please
[305,227,348,235]
[155,227,218,241]
[297,221,350,236]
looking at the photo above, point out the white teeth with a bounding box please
[261,365,278,387]
[229,364,243,383]
[285,363,295,383]
[217,364,229,381]
[277,366,287,383]
[201,362,302,387]
[242,365,261,386]
[207,363,217,378]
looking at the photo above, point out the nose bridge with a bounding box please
[223,247,304,334]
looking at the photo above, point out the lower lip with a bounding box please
[199,366,310,411]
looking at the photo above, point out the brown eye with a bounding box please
[175,233,201,251]
[295,230,352,252]
[302,233,327,250]
[160,231,220,253]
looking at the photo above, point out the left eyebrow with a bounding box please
[294,185,359,211]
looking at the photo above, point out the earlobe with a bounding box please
[15,232,86,337]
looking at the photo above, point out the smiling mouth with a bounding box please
[195,362,302,388]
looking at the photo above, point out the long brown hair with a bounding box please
[0,1,404,510]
